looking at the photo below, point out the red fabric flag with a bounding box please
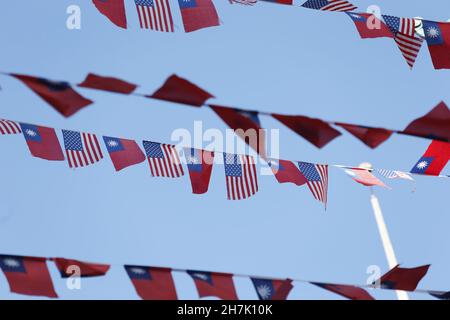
[344,168,389,188]
[403,102,450,142]
[272,114,341,148]
[78,73,137,94]
[12,74,93,117]
[0,255,57,298]
[188,270,238,300]
[312,282,375,300]
[53,258,110,278]
[268,159,307,186]
[103,136,146,171]
[410,140,450,176]
[125,265,178,300]
[377,264,430,291]
[271,279,294,300]
[178,0,220,33]
[20,123,65,161]
[336,123,393,149]
[184,148,215,194]
[92,0,127,29]
[210,105,266,158]
[422,20,450,69]
[151,74,214,106]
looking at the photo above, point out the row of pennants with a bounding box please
[2,72,450,156]
[0,253,447,300]
[0,117,449,208]
[90,0,450,70]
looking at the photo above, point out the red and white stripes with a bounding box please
[0,120,21,135]
[226,155,259,200]
[322,0,357,12]
[147,144,184,178]
[136,0,174,32]
[66,133,103,168]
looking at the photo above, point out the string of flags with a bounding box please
[0,253,447,300]
[90,1,450,70]
[2,72,450,158]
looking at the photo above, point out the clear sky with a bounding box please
[0,0,449,300]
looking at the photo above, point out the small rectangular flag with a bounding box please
[422,20,450,69]
[335,123,393,149]
[20,123,65,161]
[78,73,137,94]
[0,255,57,298]
[188,270,238,300]
[377,169,414,181]
[344,168,389,188]
[297,162,328,206]
[184,148,215,194]
[143,141,184,178]
[53,258,110,278]
[312,282,375,300]
[134,0,174,32]
[410,140,450,176]
[62,130,103,168]
[178,0,220,33]
[223,153,258,200]
[268,159,307,186]
[346,12,393,39]
[0,119,21,135]
[92,0,127,29]
[251,278,294,300]
[125,265,178,300]
[301,0,357,12]
[103,136,146,171]
[376,264,430,291]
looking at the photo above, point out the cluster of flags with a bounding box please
[0,253,444,300]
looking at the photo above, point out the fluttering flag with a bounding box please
[268,159,307,186]
[272,114,341,148]
[151,74,214,106]
[229,0,258,5]
[429,291,450,300]
[20,123,65,161]
[0,119,21,135]
[312,282,375,300]
[297,162,328,206]
[210,105,266,158]
[403,101,450,142]
[187,270,238,300]
[223,153,259,200]
[53,258,110,278]
[78,73,137,94]
[382,15,424,69]
[346,13,393,39]
[376,264,430,291]
[103,136,146,171]
[184,148,215,194]
[125,265,178,300]
[92,0,127,29]
[134,0,174,32]
[62,130,103,169]
[377,169,414,181]
[143,141,184,178]
[0,255,57,298]
[335,123,393,149]
[410,140,450,176]
[260,0,293,4]
[422,20,450,70]
[344,168,389,188]
[301,0,357,12]
[12,74,93,117]
[178,0,220,33]
[251,278,294,300]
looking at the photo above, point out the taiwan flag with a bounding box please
[410,140,450,176]
[376,264,430,291]
[251,278,294,300]
[336,123,393,149]
[20,123,65,161]
[78,73,137,94]
[53,258,110,278]
[0,255,57,298]
[268,159,307,186]
[103,136,146,171]
[92,0,127,29]
[125,265,178,300]
[184,148,215,194]
[346,13,393,39]
[422,20,450,69]
[178,0,220,33]
[187,270,238,300]
[312,282,375,300]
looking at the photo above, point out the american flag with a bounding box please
[297,162,328,206]
[223,153,258,200]
[301,0,357,12]
[62,130,103,168]
[0,119,21,135]
[378,169,414,181]
[134,0,174,32]
[143,141,184,177]
[382,15,424,69]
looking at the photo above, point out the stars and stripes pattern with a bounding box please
[0,119,21,135]
[301,0,357,12]
[297,162,328,206]
[223,153,258,200]
[134,0,174,32]
[229,0,257,5]
[143,141,184,178]
[62,130,103,168]
[377,169,414,181]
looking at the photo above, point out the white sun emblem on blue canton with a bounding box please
[108,140,119,147]
[193,273,209,281]
[131,267,146,275]
[26,129,36,137]
[417,161,428,169]
[3,258,20,268]
[427,27,440,38]
[257,285,272,300]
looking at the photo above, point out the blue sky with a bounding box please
[0,0,449,300]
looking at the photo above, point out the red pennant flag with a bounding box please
[268,159,307,186]
[53,258,110,278]
[251,278,293,300]
[377,264,430,291]
[403,102,450,142]
[272,114,341,148]
[0,255,57,298]
[422,20,450,69]
[151,74,214,106]
[125,266,178,300]
[344,168,389,188]
[210,105,266,158]
[103,136,146,171]
[188,270,238,300]
[271,279,294,300]
[410,140,450,176]
[92,0,127,29]
[184,148,215,194]
[336,123,393,149]
[20,123,65,161]
[312,282,375,300]
[78,73,137,94]
[178,0,220,33]
[346,12,393,39]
